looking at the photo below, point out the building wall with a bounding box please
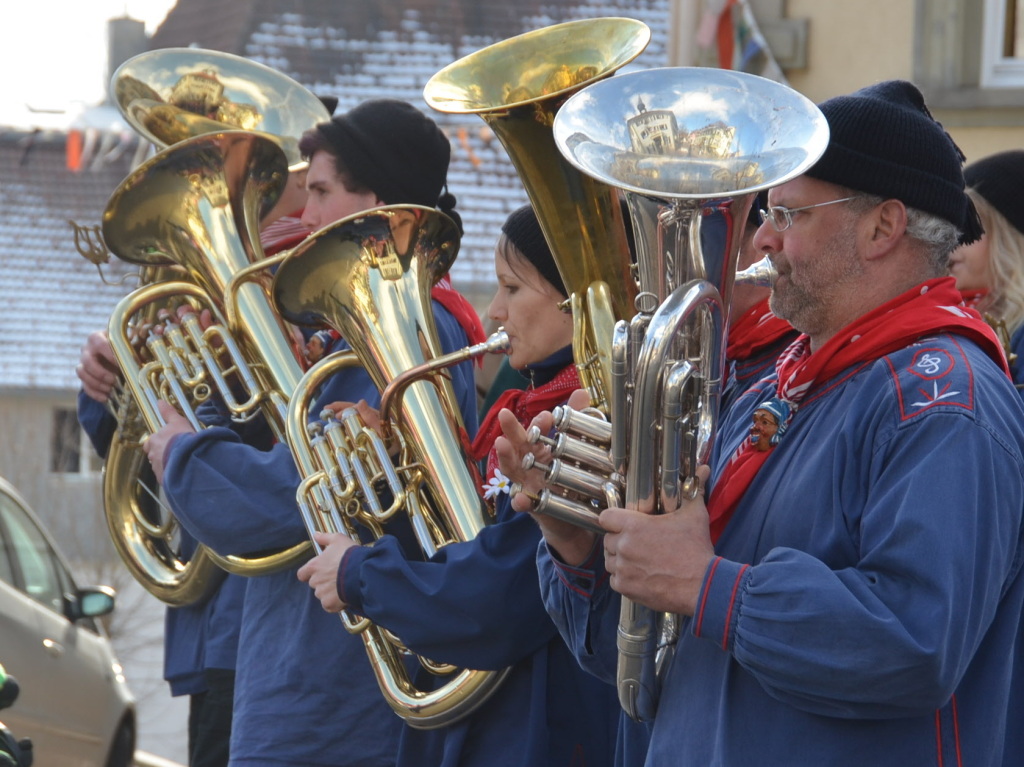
[782,0,1024,160]
[0,389,109,562]
[785,0,915,100]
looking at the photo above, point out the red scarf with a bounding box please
[959,289,988,311]
[472,364,581,479]
[726,298,795,360]
[431,275,487,352]
[707,277,1008,542]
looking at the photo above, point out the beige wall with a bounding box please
[778,1,1023,162]
[0,389,108,562]
[785,0,915,101]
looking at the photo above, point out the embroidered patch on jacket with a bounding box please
[888,340,974,420]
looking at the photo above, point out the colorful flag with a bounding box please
[695,0,787,84]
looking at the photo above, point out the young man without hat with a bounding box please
[500,80,1024,766]
[140,98,484,767]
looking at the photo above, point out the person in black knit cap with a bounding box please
[500,79,1024,767]
[297,98,462,234]
[948,150,1024,390]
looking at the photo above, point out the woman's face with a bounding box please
[949,231,993,295]
[487,239,573,370]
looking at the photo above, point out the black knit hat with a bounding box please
[317,95,339,115]
[964,150,1024,237]
[314,99,451,209]
[501,204,566,297]
[807,80,983,245]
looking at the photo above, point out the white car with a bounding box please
[0,476,136,767]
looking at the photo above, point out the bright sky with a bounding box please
[2,0,179,130]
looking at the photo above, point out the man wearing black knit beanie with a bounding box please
[519,78,1024,767]
[297,98,461,233]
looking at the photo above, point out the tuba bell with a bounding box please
[96,49,331,605]
[424,17,651,411]
[112,47,332,168]
[521,67,830,721]
[272,205,511,729]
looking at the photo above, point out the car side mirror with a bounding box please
[65,585,116,622]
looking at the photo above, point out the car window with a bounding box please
[0,491,64,613]
[0,520,14,584]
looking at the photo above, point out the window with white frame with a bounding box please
[914,0,1024,110]
[982,0,1024,87]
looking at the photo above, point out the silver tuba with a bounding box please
[521,67,829,720]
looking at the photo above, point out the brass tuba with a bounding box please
[424,17,650,411]
[98,49,331,605]
[272,206,511,728]
[520,67,829,721]
[112,47,331,169]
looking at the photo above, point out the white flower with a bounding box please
[483,468,511,500]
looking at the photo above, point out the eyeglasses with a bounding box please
[758,195,861,232]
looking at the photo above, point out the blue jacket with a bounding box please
[541,329,1024,767]
[76,392,244,697]
[164,301,478,767]
[337,350,620,766]
[340,488,620,767]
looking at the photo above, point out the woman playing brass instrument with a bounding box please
[949,150,1024,391]
[298,203,621,767]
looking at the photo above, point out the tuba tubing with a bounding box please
[273,205,513,729]
[102,130,314,579]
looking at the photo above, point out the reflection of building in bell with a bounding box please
[627,97,678,155]
[169,70,261,130]
[684,122,736,159]
[170,71,225,118]
[195,171,230,207]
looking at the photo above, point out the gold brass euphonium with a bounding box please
[523,67,830,721]
[112,47,332,168]
[101,129,316,591]
[98,49,331,605]
[424,18,651,411]
[272,206,511,728]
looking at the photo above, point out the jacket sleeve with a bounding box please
[339,497,557,671]
[695,408,1024,718]
[536,538,621,685]
[77,390,117,459]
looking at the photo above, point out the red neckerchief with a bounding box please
[260,212,311,256]
[431,275,487,353]
[472,364,581,479]
[707,277,1008,543]
[726,298,795,360]
[959,289,988,310]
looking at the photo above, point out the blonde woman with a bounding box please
[949,149,1024,388]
